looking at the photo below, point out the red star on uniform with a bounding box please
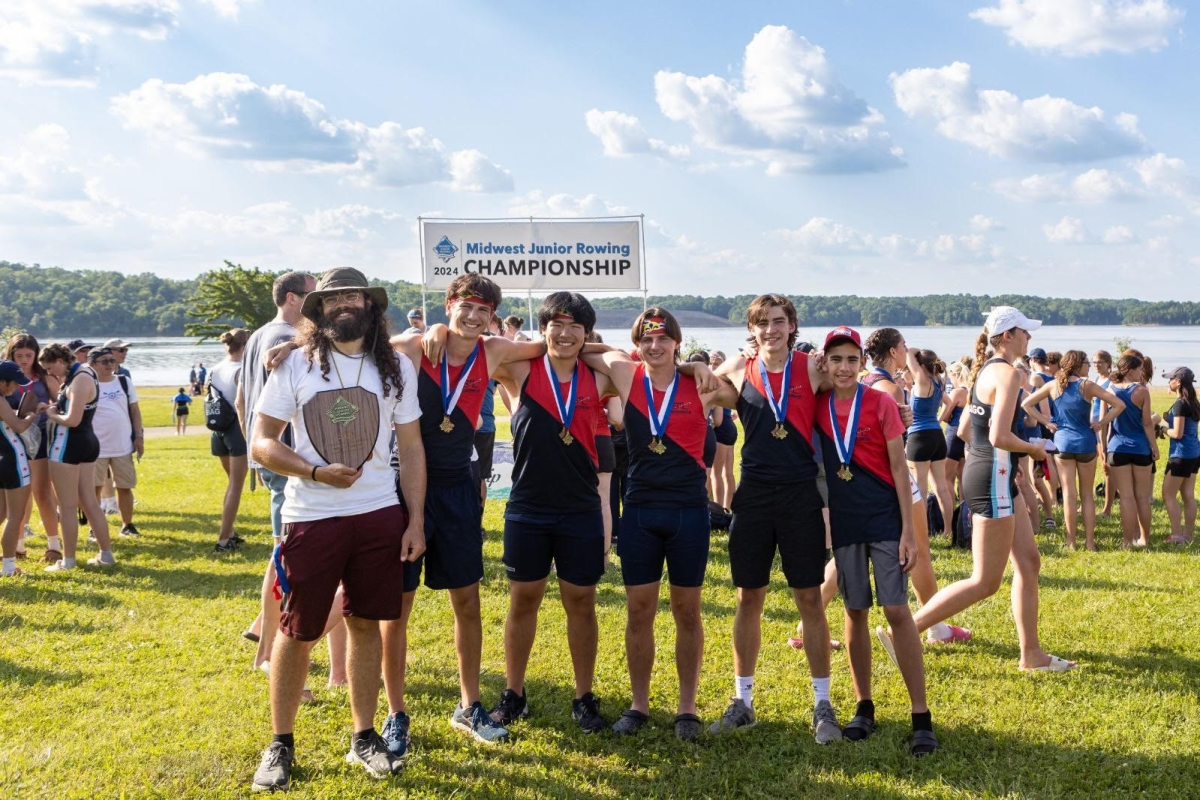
[998,468,1007,476]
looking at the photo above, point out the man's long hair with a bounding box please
[295,299,404,398]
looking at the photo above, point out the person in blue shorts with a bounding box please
[1162,366,1200,544]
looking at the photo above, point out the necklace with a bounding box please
[326,345,367,426]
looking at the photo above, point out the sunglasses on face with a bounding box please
[97,358,117,365]
[113,348,128,353]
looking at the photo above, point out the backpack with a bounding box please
[114,374,139,441]
[925,494,945,534]
[204,370,239,432]
[950,501,973,549]
[708,500,732,532]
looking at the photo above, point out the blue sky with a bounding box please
[1,0,1197,299]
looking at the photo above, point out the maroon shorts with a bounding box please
[278,504,407,642]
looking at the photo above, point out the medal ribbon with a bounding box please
[440,341,481,420]
[828,384,863,470]
[642,368,679,441]
[758,355,791,426]
[543,354,579,432]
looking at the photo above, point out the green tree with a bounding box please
[185,261,280,340]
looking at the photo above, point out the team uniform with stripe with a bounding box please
[503,357,606,586]
[962,358,1020,519]
[618,364,710,587]
[727,352,827,590]
[0,414,31,490]
[47,364,100,466]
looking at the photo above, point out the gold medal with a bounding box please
[649,437,667,455]
[439,415,454,433]
[771,423,788,440]
[560,427,574,446]
[838,464,853,481]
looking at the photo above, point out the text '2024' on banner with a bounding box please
[420,218,643,292]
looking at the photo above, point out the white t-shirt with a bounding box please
[208,359,242,407]
[255,347,421,523]
[94,375,138,457]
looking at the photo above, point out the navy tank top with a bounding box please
[624,364,708,508]
[735,352,817,483]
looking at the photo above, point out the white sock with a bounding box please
[99,550,114,563]
[47,535,61,551]
[812,676,831,705]
[61,557,76,568]
[735,675,755,707]
[2,557,15,576]
[928,621,952,641]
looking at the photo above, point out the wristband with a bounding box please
[311,465,319,482]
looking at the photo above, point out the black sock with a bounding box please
[855,700,875,719]
[353,728,376,743]
[912,711,933,732]
[272,733,294,749]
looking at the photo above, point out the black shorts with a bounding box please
[963,450,1018,519]
[618,504,709,587]
[1057,451,1097,464]
[503,509,604,586]
[176,409,189,417]
[1165,457,1200,477]
[905,429,947,463]
[474,431,496,482]
[211,426,247,457]
[728,478,827,589]
[715,413,738,446]
[945,429,965,462]
[1107,451,1153,468]
[596,435,615,474]
[404,476,484,591]
[48,423,99,466]
[0,434,31,490]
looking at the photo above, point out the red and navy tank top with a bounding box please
[624,363,708,508]
[418,343,491,482]
[736,352,818,483]
[507,357,602,514]
[814,387,903,548]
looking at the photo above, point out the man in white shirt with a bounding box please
[87,347,144,538]
[250,267,425,791]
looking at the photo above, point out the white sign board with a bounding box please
[422,218,642,292]
[485,440,514,500]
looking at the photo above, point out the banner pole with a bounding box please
[417,215,428,325]
[527,292,534,338]
[640,214,648,311]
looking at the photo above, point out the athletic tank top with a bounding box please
[59,364,99,426]
[507,357,602,515]
[417,343,491,482]
[1165,399,1200,460]
[946,396,963,431]
[967,358,1018,469]
[1107,385,1151,455]
[1050,380,1095,455]
[623,364,708,508]
[735,352,817,483]
[1091,378,1111,422]
[907,380,943,434]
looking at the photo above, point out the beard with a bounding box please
[319,305,371,343]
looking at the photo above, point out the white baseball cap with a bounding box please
[982,306,1041,336]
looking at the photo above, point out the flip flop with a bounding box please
[1166,534,1189,545]
[910,728,939,757]
[1021,655,1077,673]
[787,637,843,650]
[875,626,899,668]
[242,630,261,643]
[927,625,972,644]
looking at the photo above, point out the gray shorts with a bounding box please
[833,541,907,611]
[815,462,829,507]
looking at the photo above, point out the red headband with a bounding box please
[641,317,668,337]
[552,312,574,322]
[454,295,495,311]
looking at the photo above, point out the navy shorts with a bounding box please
[945,429,965,462]
[503,509,605,586]
[617,504,710,588]
[403,475,484,591]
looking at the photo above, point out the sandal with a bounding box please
[1021,655,1077,673]
[787,637,843,650]
[611,709,649,736]
[875,626,899,668]
[673,713,702,741]
[42,549,62,564]
[242,630,261,643]
[1166,534,1189,545]
[910,728,939,757]
[842,715,876,742]
[927,625,972,644]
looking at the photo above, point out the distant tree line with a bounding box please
[2,260,1197,338]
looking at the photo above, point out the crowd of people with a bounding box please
[2,271,1196,794]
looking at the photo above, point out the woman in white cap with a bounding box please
[879,307,1075,672]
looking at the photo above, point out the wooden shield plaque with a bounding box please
[302,386,380,470]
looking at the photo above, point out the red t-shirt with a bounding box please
[829,391,905,487]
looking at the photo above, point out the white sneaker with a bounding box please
[103,500,120,515]
[45,560,75,573]
[23,524,35,539]
[87,555,116,568]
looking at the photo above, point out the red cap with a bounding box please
[823,326,862,350]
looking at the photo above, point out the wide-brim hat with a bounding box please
[301,267,388,321]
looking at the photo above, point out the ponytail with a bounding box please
[1056,349,1087,392]
[967,332,988,388]
[1112,354,1143,384]
[1179,379,1200,421]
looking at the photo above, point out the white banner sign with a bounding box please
[421,218,642,291]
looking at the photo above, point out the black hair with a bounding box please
[864,328,903,367]
[537,292,596,334]
[1176,377,1200,421]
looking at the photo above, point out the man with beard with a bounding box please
[250,268,426,791]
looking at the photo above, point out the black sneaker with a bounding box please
[231,533,246,545]
[345,731,402,778]
[251,741,293,792]
[572,692,607,733]
[119,524,141,538]
[490,688,530,726]
[214,540,238,554]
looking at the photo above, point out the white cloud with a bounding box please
[1133,152,1200,199]
[891,61,1146,162]
[199,0,252,19]
[649,25,904,174]
[1102,224,1136,243]
[584,109,689,160]
[0,124,124,226]
[1148,214,1185,228]
[1042,215,1090,243]
[111,73,513,192]
[994,167,1141,202]
[969,213,1003,231]
[970,0,1184,57]
[777,217,1000,262]
[508,190,628,218]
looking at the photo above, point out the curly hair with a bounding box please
[294,299,404,399]
[864,328,903,368]
[1056,350,1088,391]
[38,343,74,366]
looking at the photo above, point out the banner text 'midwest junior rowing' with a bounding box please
[421,219,643,291]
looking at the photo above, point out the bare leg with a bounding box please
[1132,464,1154,546]
[1183,478,1197,540]
[77,464,111,552]
[732,586,766,677]
[720,445,736,509]
[448,583,483,708]
[1056,457,1079,548]
[883,604,927,712]
[29,459,57,540]
[597,474,613,556]
[344,616,383,733]
[502,579,548,694]
[269,633,316,736]
[1164,474,1185,539]
[218,455,247,543]
[793,586,830,681]
[561,579,599,697]
[255,556,280,669]
[1077,457,1098,550]
[624,583,659,714]
[381,591,417,713]
[48,462,80,560]
[323,586,348,687]
[1110,465,1138,547]
[910,516,1013,634]
[1009,495,1067,669]
[1016,466,1039,539]
[928,459,955,535]
[844,608,872,702]
[2,487,30,560]
[116,487,134,528]
[670,584,703,716]
[907,496,938,605]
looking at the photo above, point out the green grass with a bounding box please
[137,387,192,429]
[2,394,1198,798]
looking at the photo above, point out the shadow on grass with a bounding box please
[0,658,84,687]
[0,614,101,635]
[118,563,262,599]
[2,583,119,609]
[1039,574,1184,594]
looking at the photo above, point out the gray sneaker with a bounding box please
[812,700,843,744]
[251,741,293,792]
[450,701,510,744]
[708,698,757,734]
[345,731,402,778]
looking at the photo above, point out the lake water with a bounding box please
[118,325,1199,386]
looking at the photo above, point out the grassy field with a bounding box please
[136,387,193,429]
[3,394,1198,798]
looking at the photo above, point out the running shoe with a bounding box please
[0,566,24,578]
[345,731,402,778]
[381,711,411,758]
[44,559,75,573]
[491,689,529,726]
[119,524,141,538]
[23,524,35,540]
[214,540,239,554]
[812,700,843,744]
[1043,518,1057,530]
[571,692,607,734]
[86,555,116,568]
[251,741,293,792]
[231,533,246,546]
[708,698,756,734]
[451,701,510,743]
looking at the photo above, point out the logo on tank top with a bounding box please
[672,401,694,414]
[463,377,482,393]
[969,404,986,416]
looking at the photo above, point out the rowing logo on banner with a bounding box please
[433,236,459,263]
[301,386,380,470]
